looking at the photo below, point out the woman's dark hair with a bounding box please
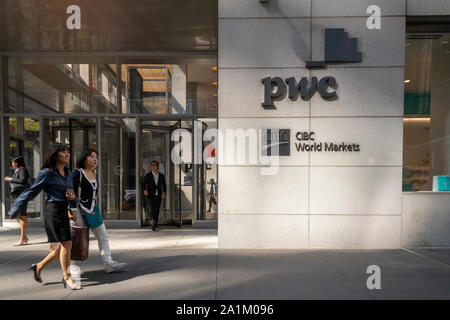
[41,144,69,172]
[77,149,98,169]
[151,160,159,167]
[11,156,26,168]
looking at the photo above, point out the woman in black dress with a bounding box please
[4,156,30,246]
[9,144,80,290]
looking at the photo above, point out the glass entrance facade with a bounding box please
[0,1,219,227]
[1,57,218,227]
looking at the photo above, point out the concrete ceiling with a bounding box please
[0,0,218,54]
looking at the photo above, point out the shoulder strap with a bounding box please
[77,169,82,198]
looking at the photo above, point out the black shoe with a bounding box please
[62,277,81,290]
[28,264,42,283]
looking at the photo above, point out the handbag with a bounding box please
[10,182,27,197]
[70,226,89,261]
[81,204,103,229]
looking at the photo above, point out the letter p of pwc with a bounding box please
[262,77,287,108]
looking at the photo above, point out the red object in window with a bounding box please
[205,144,216,158]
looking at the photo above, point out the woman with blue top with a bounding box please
[8,144,81,290]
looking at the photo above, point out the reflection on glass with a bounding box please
[8,58,117,113]
[196,119,217,221]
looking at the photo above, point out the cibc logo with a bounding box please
[261,129,290,156]
[262,28,362,108]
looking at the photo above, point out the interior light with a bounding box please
[441,41,449,44]
[211,67,218,71]
[212,82,218,86]
[403,118,430,121]
[404,80,411,83]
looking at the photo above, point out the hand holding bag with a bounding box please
[73,169,87,228]
[70,170,89,261]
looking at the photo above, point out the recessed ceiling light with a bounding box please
[404,80,411,83]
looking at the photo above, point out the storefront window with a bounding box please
[403,32,450,191]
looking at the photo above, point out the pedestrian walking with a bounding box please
[8,144,80,290]
[5,156,31,246]
[70,149,126,273]
[142,161,166,231]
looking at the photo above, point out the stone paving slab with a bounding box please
[0,226,449,300]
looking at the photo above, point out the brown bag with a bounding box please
[70,226,89,261]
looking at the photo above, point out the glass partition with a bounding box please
[102,118,136,220]
[44,118,97,170]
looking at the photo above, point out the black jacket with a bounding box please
[10,167,30,198]
[73,169,98,213]
[142,172,166,199]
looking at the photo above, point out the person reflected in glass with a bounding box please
[8,144,80,290]
[207,178,217,213]
[4,156,31,246]
[142,161,166,231]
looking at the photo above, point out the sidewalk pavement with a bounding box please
[0,224,449,300]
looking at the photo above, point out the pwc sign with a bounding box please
[262,28,361,108]
[262,76,338,108]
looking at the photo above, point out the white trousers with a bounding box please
[92,223,114,265]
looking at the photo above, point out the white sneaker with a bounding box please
[104,261,126,274]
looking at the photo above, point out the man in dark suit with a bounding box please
[142,161,166,231]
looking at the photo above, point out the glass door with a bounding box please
[140,121,174,226]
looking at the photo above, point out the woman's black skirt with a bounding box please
[44,202,71,243]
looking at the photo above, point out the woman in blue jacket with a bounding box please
[9,144,80,290]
